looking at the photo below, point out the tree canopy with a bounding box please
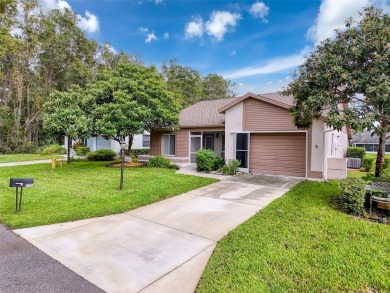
[44,64,180,156]
[283,6,390,177]
[161,59,237,108]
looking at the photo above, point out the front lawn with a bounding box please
[0,153,62,163]
[347,153,390,181]
[0,162,217,228]
[198,181,390,292]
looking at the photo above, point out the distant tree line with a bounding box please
[0,0,236,154]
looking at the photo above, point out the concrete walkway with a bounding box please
[15,175,301,293]
[0,159,53,167]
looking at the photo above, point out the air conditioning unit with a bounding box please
[347,158,361,169]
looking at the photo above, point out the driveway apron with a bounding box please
[15,175,301,293]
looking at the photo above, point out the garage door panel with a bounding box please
[250,133,306,177]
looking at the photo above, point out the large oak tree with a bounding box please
[283,6,390,177]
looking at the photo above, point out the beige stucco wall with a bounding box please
[224,103,243,161]
[310,120,324,172]
[322,125,348,180]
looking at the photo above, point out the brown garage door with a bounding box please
[249,133,306,177]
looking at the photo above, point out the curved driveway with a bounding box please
[15,174,301,293]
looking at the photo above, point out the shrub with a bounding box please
[372,174,390,183]
[339,177,366,215]
[168,163,180,170]
[213,155,225,171]
[86,149,117,161]
[147,155,172,168]
[132,148,150,157]
[75,146,90,156]
[196,149,216,173]
[16,142,38,154]
[71,141,86,149]
[346,147,366,159]
[38,144,66,155]
[382,158,390,171]
[221,159,241,175]
[361,158,374,172]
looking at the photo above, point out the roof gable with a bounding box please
[218,92,294,113]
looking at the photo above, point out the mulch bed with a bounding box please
[107,162,144,168]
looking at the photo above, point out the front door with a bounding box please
[203,134,214,150]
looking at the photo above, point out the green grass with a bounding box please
[198,181,390,293]
[0,162,217,228]
[0,153,62,163]
[347,153,390,181]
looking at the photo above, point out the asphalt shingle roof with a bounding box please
[179,92,293,127]
[179,98,236,127]
[351,132,390,144]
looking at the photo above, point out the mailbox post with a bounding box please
[9,178,33,212]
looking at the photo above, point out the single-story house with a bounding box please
[140,92,349,180]
[351,132,390,153]
[64,133,150,154]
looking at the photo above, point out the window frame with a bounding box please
[162,134,175,156]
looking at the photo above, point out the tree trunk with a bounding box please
[127,134,134,157]
[67,137,71,164]
[375,132,387,177]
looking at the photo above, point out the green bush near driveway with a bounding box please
[198,181,390,292]
[339,177,366,215]
[0,162,217,228]
[196,149,216,173]
[221,159,241,175]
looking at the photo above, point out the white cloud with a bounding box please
[185,17,204,38]
[163,32,170,39]
[229,50,236,56]
[223,47,311,79]
[138,27,149,34]
[205,11,241,41]
[155,0,163,4]
[39,0,70,10]
[145,32,157,43]
[249,2,269,22]
[39,0,99,33]
[307,0,390,45]
[78,11,99,33]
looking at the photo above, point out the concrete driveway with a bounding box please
[15,175,301,293]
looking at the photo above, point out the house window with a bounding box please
[142,135,150,148]
[236,133,249,169]
[354,143,390,153]
[163,134,175,156]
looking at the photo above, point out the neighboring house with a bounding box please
[64,133,150,154]
[351,132,390,153]
[141,92,349,180]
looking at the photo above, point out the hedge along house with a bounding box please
[140,92,349,180]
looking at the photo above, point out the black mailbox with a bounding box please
[9,178,34,212]
[9,178,34,188]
